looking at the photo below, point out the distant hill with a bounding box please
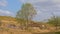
[0,16,18,27]
[0,16,16,21]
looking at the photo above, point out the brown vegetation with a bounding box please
[0,16,60,34]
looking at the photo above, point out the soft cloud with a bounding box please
[52,0,60,3]
[19,0,60,21]
[0,0,7,7]
[19,0,48,3]
[0,9,10,14]
[0,9,14,16]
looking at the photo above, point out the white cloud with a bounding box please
[52,0,60,3]
[0,0,7,7]
[0,9,14,16]
[0,9,10,14]
[19,0,60,21]
[19,0,48,4]
[37,10,42,14]
[19,0,60,13]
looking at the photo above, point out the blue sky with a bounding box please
[0,0,60,21]
[0,0,22,16]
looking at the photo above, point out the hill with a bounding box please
[0,16,60,34]
[0,16,16,21]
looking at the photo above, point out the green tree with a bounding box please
[16,3,37,29]
[47,16,60,30]
[47,16,60,25]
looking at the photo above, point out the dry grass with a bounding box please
[0,16,60,34]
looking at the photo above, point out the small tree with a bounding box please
[16,3,37,29]
[47,12,60,30]
[47,16,60,30]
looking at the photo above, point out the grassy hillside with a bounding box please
[0,16,16,21]
[0,16,60,34]
[0,16,18,28]
[0,16,32,34]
